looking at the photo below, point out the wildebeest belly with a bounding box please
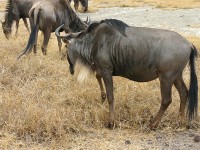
[113,67,158,82]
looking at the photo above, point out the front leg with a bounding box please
[22,18,30,33]
[42,30,51,55]
[96,73,106,103]
[15,19,19,37]
[74,0,79,11]
[102,71,115,129]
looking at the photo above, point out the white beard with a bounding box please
[74,59,94,83]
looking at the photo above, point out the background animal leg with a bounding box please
[57,36,62,54]
[174,77,188,118]
[15,19,19,37]
[22,18,30,33]
[102,71,114,129]
[96,74,106,103]
[150,75,173,129]
[74,0,79,11]
[42,31,51,55]
[33,28,39,54]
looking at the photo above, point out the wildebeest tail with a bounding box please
[17,8,40,60]
[187,45,198,121]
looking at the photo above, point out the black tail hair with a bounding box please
[17,25,38,59]
[187,45,198,121]
[17,9,40,60]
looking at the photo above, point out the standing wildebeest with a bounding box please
[1,0,39,39]
[55,19,198,129]
[17,0,87,59]
[69,0,88,12]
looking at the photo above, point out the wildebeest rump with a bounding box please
[17,0,87,59]
[55,19,198,129]
[69,0,88,12]
[1,0,39,38]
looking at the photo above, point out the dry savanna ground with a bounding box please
[0,0,200,149]
[90,0,200,11]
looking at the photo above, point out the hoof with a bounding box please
[107,122,115,129]
[101,93,106,103]
[149,122,158,130]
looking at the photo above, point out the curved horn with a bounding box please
[86,17,88,23]
[86,16,91,25]
[55,24,83,40]
[55,24,66,38]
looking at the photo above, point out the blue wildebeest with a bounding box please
[1,0,39,39]
[17,0,87,59]
[55,19,198,129]
[69,0,88,12]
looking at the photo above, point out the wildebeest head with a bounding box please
[2,0,14,39]
[55,23,97,82]
[1,20,11,39]
[55,24,83,75]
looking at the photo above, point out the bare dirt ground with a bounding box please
[66,129,200,150]
[0,3,200,150]
[79,6,200,36]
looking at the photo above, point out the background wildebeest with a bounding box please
[1,0,39,39]
[56,19,198,129]
[69,0,88,12]
[17,0,87,59]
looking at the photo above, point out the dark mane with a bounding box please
[72,21,99,38]
[84,19,129,36]
[5,0,12,13]
[59,0,74,21]
[60,0,86,32]
[100,19,129,36]
[4,0,14,26]
[86,21,100,33]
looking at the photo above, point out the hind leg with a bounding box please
[57,36,62,54]
[74,0,79,11]
[22,18,30,33]
[15,19,19,37]
[42,31,51,55]
[174,77,188,117]
[150,74,174,129]
[29,17,38,54]
[33,29,39,54]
